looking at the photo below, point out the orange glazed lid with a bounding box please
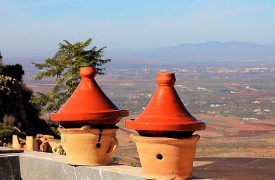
[51,67,128,125]
[125,72,206,133]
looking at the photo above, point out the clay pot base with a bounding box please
[59,126,119,166]
[131,134,200,180]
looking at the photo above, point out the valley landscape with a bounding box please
[23,60,275,166]
[1,1,275,179]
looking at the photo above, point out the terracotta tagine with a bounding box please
[51,66,128,127]
[51,66,129,166]
[125,71,206,179]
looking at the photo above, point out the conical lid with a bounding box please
[125,72,205,134]
[51,67,128,126]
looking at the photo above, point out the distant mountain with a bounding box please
[2,41,275,70]
[148,41,275,62]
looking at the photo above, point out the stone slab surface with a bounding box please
[0,154,20,180]
[0,147,23,154]
[19,151,144,180]
[1,147,275,180]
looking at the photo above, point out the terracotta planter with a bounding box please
[131,134,200,180]
[59,126,119,165]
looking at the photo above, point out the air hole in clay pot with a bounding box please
[96,143,101,148]
[156,153,163,160]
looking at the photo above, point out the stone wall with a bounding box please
[0,148,143,180]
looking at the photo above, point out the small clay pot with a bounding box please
[131,134,200,180]
[59,126,119,166]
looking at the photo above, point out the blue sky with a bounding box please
[1,0,275,59]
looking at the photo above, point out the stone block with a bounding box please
[0,154,20,180]
[19,151,144,180]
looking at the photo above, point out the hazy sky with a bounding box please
[1,0,275,59]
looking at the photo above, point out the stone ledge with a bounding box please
[1,150,205,180]
[19,151,143,180]
[0,147,144,180]
[2,147,275,179]
[0,147,23,154]
[0,154,21,180]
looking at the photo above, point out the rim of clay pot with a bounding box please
[125,72,206,134]
[136,130,194,138]
[130,133,200,142]
[58,126,119,134]
[50,67,129,124]
[127,119,205,131]
[126,119,206,131]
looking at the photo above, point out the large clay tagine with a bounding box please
[125,71,206,179]
[51,67,128,127]
[126,71,206,137]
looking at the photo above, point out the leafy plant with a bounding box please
[50,126,61,138]
[0,64,52,136]
[2,114,17,127]
[58,145,66,155]
[31,38,110,111]
[0,122,16,145]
